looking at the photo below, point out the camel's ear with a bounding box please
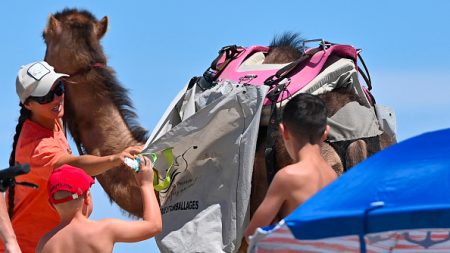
[96,16,108,39]
[44,15,61,36]
[321,125,330,142]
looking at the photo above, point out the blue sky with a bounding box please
[1,1,450,252]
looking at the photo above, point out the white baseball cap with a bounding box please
[16,61,69,103]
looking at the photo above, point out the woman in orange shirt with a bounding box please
[4,61,142,253]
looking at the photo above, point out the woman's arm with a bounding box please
[55,146,143,176]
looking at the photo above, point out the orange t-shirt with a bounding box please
[3,119,71,253]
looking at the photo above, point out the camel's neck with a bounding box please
[79,108,137,156]
[65,74,145,156]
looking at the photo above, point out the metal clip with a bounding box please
[302,39,331,53]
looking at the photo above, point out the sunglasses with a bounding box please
[28,80,65,104]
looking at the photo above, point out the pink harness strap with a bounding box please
[216,44,358,105]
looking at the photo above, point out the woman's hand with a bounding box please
[115,145,144,166]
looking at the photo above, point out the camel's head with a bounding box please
[43,8,108,74]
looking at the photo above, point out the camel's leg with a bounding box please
[379,132,396,150]
[239,238,248,253]
[320,142,344,176]
[251,143,269,216]
[345,140,368,169]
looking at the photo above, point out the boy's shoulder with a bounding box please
[278,162,310,176]
[38,219,115,252]
[275,160,329,184]
[273,163,310,186]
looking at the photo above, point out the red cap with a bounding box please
[48,164,95,204]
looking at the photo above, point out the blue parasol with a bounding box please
[250,128,450,252]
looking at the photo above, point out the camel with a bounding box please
[41,7,395,250]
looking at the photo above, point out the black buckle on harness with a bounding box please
[202,45,245,85]
[219,45,243,58]
[202,68,218,85]
[197,76,216,91]
[266,82,287,103]
[264,74,278,87]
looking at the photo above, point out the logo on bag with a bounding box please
[157,146,198,206]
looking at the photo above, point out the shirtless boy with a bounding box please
[245,93,337,239]
[36,157,161,253]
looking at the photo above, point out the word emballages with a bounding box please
[161,200,199,214]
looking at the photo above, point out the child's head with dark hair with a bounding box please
[281,93,328,144]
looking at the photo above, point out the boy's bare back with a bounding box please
[244,156,337,239]
[38,218,116,253]
[275,159,337,218]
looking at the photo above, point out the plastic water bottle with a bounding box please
[124,157,141,172]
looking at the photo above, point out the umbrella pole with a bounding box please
[360,201,385,253]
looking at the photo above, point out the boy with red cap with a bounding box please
[36,157,161,253]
